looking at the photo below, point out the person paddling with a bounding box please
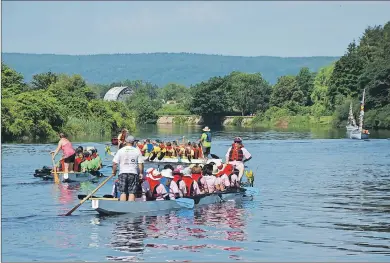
[112,135,144,202]
[225,137,252,182]
[199,126,212,158]
[51,133,76,174]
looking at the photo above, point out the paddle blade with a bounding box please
[175,198,194,209]
[210,154,220,159]
[243,187,260,196]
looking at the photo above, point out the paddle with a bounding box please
[51,153,60,184]
[175,198,194,209]
[77,194,113,200]
[210,154,220,159]
[242,187,260,196]
[63,173,116,216]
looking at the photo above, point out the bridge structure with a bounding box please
[103,86,134,102]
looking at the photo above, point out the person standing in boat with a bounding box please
[199,126,212,158]
[112,135,144,202]
[117,128,128,149]
[51,132,76,174]
[225,137,252,182]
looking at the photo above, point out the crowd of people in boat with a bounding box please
[111,133,253,202]
[51,133,102,173]
[116,126,213,160]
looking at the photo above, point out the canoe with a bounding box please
[41,171,103,183]
[90,189,253,215]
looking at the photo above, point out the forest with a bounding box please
[2,22,389,142]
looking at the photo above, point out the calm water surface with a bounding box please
[2,126,390,261]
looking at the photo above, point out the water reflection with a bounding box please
[104,201,248,261]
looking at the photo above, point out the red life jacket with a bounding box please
[137,144,144,154]
[59,159,65,171]
[216,164,234,177]
[73,157,83,172]
[182,176,195,196]
[173,174,181,183]
[191,173,204,190]
[147,177,161,198]
[229,144,244,161]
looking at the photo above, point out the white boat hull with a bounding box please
[349,130,369,140]
[91,191,252,215]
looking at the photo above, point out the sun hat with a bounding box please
[125,135,135,143]
[234,137,242,143]
[182,167,192,177]
[202,126,211,132]
[161,169,174,179]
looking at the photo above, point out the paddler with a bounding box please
[142,139,154,157]
[191,165,208,194]
[160,169,181,199]
[199,126,212,158]
[181,167,201,196]
[51,132,76,174]
[216,164,234,191]
[173,166,187,196]
[111,135,144,202]
[80,151,93,172]
[73,151,84,172]
[225,137,252,182]
[117,128,128,149]
[202,164,217,193]
[165,142,175,158]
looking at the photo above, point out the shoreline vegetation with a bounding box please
[2,22,389,143]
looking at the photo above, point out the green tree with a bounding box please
[159,83,189,102]
[296,67,315,106]
[31,72,58,90]
[270,75,304,108]
[1,63,26,97]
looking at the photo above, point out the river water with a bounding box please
[2,125,390,262]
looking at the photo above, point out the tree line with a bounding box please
[1,21,389,142]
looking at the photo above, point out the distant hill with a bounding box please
[1,52,339,86]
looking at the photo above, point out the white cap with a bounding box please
[161,169,174,179]
[182,167,192,177]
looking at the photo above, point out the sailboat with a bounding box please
[348,88,370,140]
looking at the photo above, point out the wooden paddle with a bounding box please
[63,173,116,216]
[51,153,60,184]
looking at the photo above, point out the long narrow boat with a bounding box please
[40,171,103,183]
[90,189,254,215]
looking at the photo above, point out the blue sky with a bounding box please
[2,1,390,57]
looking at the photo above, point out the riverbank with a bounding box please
[157,115,334,129]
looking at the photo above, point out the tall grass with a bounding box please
[63,116,112,137]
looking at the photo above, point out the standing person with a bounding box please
[225,137,252,182]
[112,135,144,202]
[199,126,212,158]
[51,133,76,174]
[117,128,128,149]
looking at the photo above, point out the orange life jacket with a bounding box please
[228,144,244,161]
[192,147,201,159]
[147,177,161,198]
[59,159,65,171]
[166,146,174,157]
[73,157,83,172]
[182,176,195,196]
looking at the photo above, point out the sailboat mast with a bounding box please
[359,89,366,132]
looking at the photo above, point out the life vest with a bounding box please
[228,144,244,161]
[205,132,212,142]
[147,177,161,198]
[185,146,192,156]
[166,146,174,157]
[191,173,204,191]
[145,143,154,153]
[91,153,97,159]
[59,159,65,171]
[73,157,83,172]
[182,176,195,196]
[137,144,144,154]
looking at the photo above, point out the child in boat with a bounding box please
[181,167,201,196]
[190,165,208,194]
[202,164,217,193]
[165,142,175,158]
[215,164,234,191]
[160,169,181,200]
[73,151,84,172]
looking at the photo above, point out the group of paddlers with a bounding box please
[51,133,102,174]
[116,126,213,160]
[111,131,253,202]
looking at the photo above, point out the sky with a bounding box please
[2,1,390,57]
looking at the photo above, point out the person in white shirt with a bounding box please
[225,137,252,182]
[112,135,144,202]
[160,169,182,200]
[202,164,217,193]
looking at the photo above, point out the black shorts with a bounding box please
[118,173,138,194]
[203,147,211,156]
[64,153,76,163]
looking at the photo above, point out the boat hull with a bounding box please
[349,130,369,140]
[43,172,101,183]
[91,191,252,215]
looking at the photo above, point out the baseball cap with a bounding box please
[125,135,135,142]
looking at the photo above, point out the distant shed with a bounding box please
[103,86,134,101]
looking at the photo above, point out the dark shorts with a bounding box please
[64,153,76,163]
[203,147,211,156]
[118,173,138,194]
